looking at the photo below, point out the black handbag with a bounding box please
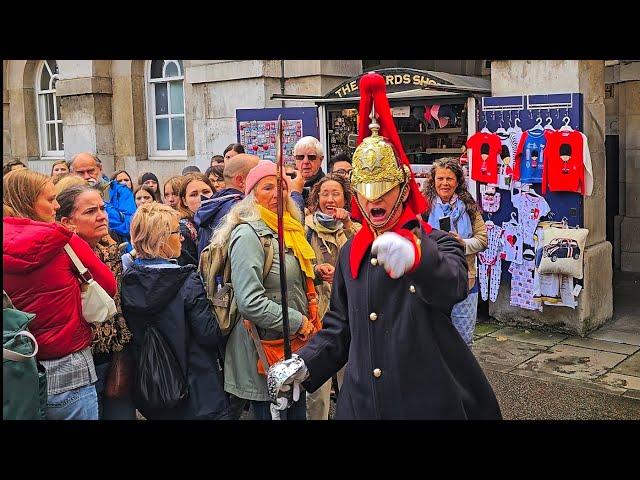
[133,325,188,412]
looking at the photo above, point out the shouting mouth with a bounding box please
[369,207,387,222]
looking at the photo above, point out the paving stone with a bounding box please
[595,372,640,391]
[612,352,640,377]
[623,389,640,400]
[516,344,628,382]
[488,326,568,347]
[476,360,515,373]
[561,336,639,355]
[510,367,628,396]
[471,336,547,369]
[588,329,640,346]
[474,323,501,337]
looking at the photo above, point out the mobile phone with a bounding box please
[286,171,297,179]
[439,216,451,232]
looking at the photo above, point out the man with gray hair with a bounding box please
[293,136,325,202]
[69,152,136,243]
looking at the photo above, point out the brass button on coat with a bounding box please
[369,312,378,321]
[373,368,382,378]
[370,258,378,266]
[409,285,416,293]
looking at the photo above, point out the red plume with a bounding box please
[353,72,428,215]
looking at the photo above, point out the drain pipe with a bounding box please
[280,60,285,108]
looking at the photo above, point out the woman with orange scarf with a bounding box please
[209,160,318,420]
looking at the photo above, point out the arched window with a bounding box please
[36,60,64,157]
[146,60,186,156]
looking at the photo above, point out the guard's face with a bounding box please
[356,185,404,232]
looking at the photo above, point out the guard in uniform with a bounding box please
[267,72,502,420]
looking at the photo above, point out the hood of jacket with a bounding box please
[194,188,244,229]
[121,263,195,314]
[3,217,73,273]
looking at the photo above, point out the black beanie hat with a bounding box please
[140,172,159,184]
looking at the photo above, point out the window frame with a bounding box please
[145,60,187,158]
[35,60,64,159]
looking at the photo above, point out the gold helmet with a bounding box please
[350,72,427,216]
[351,102,409,201]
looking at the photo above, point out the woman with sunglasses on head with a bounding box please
[121,202,230,420]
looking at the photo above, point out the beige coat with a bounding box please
[304,214,361,319]
[463,209,488,288]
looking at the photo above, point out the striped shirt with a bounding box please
[39,347,97,395]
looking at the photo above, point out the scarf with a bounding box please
[427,195,473,239]
[257,205,316,278]
[311,212,344,262]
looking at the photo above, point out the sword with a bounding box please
[271,114,294,420]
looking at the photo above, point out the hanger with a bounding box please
[505,211,519,225]
[496,112,507,135]
[559,115,573,131]
[543,116,555,131]
[525,187,543,198]
[529,116,544,133]
[513,115,523,133]
[480,115,490,133]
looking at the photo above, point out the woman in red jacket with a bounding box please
[3,169,116,420]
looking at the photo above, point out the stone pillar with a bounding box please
[56,60,115,175]
[619,80,640,272]
[489,60,613,335]
[7,60,40,167]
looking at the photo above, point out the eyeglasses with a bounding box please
[295,154,317,161]
[333,169,352,176]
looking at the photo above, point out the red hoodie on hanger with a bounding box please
[542,129,593,195]
[466,132,501,184]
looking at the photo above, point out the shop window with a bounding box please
[36,60,64,158]
[146,60,186,157]
[326,101,467,165]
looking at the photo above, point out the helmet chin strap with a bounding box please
[355,180,410,237]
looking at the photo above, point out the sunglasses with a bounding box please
[295,154,317,161]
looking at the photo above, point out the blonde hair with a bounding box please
[210,191,301,250]
[164,175,191,219]
[3,169,51,220]
[54,174,88,195]
[50,160,69,176]
[130,202,180,259]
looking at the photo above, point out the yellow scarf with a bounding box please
[258,205,316,278]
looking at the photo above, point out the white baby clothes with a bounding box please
[501,219,523,264]
[481,190,501,213]
[478,222,504,302]
[511,190,551,245]
[509,259,539,311]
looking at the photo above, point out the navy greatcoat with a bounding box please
[298,225,502,420]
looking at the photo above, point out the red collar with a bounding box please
[349,205,431,279]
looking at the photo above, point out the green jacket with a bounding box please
[223,220,307,401]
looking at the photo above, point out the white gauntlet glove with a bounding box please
[371,231,416,279]
[267,354,309,411]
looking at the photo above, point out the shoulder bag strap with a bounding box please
[63,244,93,283]
[3,330,38,362]
[245,320,271,372]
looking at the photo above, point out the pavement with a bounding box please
[471,270,640,419]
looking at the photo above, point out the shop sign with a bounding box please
[327,68,452,99]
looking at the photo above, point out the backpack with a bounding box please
[133,323,188,413]
[3,291,47,420]
[198,223,274,335]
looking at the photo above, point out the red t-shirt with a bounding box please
[543,130,587,194]
[466,132,501,184]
